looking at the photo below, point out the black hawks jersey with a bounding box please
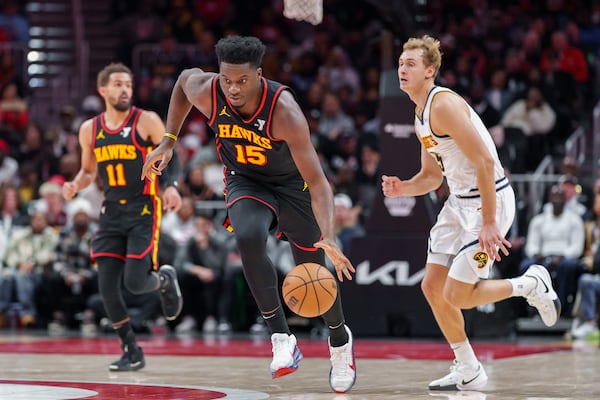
[91,106,158,202]
[207,76,302,184]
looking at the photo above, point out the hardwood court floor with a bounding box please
[0,330,597,400]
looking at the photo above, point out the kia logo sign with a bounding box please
[355,260,426,286]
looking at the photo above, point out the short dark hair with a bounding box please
[97,63,133,88]
[215,36,266,68]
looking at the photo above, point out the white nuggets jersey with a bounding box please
[415,86,504,197]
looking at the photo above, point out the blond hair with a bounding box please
[403,35,442,77]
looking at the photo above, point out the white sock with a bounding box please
[451,339,478,367]
[508,275,537,297]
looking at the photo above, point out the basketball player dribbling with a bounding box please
[141,36,356,393]
[381,35,561,391]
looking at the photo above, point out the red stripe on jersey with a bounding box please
[207,77,219,126]
[223,77,269,124]
[91,116,98,150]
[99,107,136,134]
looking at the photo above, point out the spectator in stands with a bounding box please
[38,176,68,231]
[333,193,364,255]
[558,174,587,218]
[355,138,381,223]
[0,51,20,110]
[181,164,224,210]
[0,80,28,135]
[0,0,29,44]
[503,51,529,99]
[39,199,97,332]
[529,58,579,153]
[317,92,355,163]
[177,212,229,334]
[570,193,600,339]
[0,183,28,267]
[486,70,515,115]
[115,2,164,67]
[164,0,203,44]
[519,184,585,316]
[0,138,16,185]
[192,0,234,32]
[541,31,589,84]
[501,86,556,171]
[252,7,284,45]
[1,203,58,328]
[188,31,219,72]
[161,196,198,262]
[16,122,60,186]
[319,46,361,100]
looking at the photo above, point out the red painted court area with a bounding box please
[0,336,569,360]
[0,380,227,400]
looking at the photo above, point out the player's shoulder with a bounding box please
[186,68,217,88]
[274,87,300,114]
[430,89,467,115]
[78,117,95,133]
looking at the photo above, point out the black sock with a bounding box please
[115,322,136,348]
[328,322,349,347]
[262,307,290,335]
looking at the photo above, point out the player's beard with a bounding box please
[114,99,132,112]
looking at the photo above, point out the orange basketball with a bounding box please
[282,262,338,318]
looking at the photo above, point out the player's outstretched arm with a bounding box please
[141,68,214,181]
[381,145,443,198]
[273,91,355,281]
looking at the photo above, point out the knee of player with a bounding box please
[123,274,148,295]
[442,285,472,309]
[421,275,446,304]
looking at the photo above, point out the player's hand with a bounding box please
[141,143,174,182]
[162,186,182,212]
[314,238,355,282]
[62,181,78,200]
[479,222,511,262]
[382,175,402,197]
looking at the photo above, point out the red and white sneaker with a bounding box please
[270,333,302,378]
[328,325,356,393]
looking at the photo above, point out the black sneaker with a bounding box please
[158,265,183,320]
[109,344,145,371]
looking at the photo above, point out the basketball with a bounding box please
[282,263,338,318]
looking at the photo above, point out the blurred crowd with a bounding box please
[0,0,599,339]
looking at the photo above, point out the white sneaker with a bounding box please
[176,315,197,334]
[270,333,302,378]
[217,321,232,334]
[429,360,488,391]
[202,316,217,333]
[523,264,561,326]
[571,321,599,339]
[328,325,356,393]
